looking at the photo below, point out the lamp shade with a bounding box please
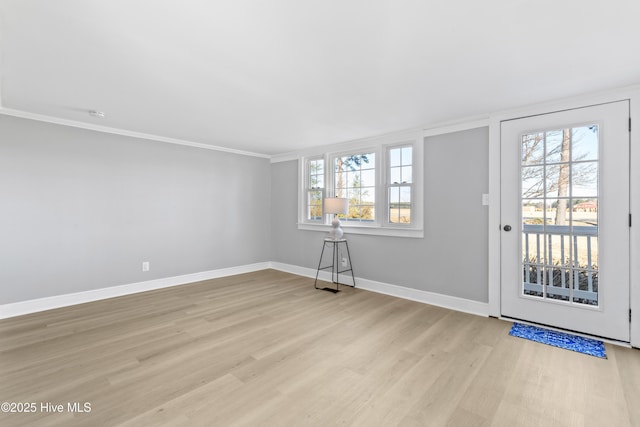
[324,197,349,215]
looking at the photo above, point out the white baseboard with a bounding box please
[269,262,489,317]
[0,262,270,319]
[1,261,489,320]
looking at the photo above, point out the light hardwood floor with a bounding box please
[1,269,639,426]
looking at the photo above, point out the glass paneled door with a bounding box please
[500,101,630,342]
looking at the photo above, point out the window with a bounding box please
[306,158,324,221]
[334,152,376,223]
[387,145,412,224]
[299,131,423,238]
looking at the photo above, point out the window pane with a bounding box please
[389,186,411,224]
[389,208,400,223]
[548,197,571,225]
[348,204,375,221]
[572,125,598,161]
[390,148,401,167]
[365,205,375,220]
[402,146,412,165]
[307,190,323,220]
[311,159,324,174]
[360,189,375,204]
[401,166,412,183]
[522,132,544,165]
[390,167,401,184]
[361,169,375,187]
[399,187,411,223]
[310,175,323,188]
[522,200,544,225]
[572,198,598,229]
[572,162,597,198]
[309,159,324,189]
[522,166,545,198]
[545,231,571,302]
[346,188,358,203]
[400,186,411,203]
[336,152,375,222]
[545,130,564,164]
[389,187,399,204]
[398,208,411,223]
[571,199,599,305]
[349,171,362,188]
[545,164,568,199]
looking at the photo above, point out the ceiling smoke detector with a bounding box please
[88,110,105,118]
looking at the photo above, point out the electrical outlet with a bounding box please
[341,258,348,267]
[142,261,150,272]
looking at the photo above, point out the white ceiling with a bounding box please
[1,0,639,156]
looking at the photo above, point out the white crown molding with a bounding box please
[270,151,300,164]
[422,115,490,137]
[0,107,271,159]
[0,262,270,319]
[270,118,494,164]
[270,127,424,163]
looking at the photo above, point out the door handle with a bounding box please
[503,225,512,232]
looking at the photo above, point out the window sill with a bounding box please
[297,223,424,238]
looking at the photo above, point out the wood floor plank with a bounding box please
[1,269,638,426]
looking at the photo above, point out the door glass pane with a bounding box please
[572,162,598,198]
[545,131,565,163]
[569,214,598,305]
[521,125,599,306]
[522,201,544,299]
[522,132,544,165]
[544,225,570,302]
[544,164,558,198]
[522,166,545,198]
[572,125,599,161]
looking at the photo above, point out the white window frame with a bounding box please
[303,156,325,223]
[329,147,379,226]
[298,130,423,238]
[385,143,414,226]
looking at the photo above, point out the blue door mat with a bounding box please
[509,322,607,358]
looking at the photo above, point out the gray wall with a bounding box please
[271,127,489,302]
[0,116,487,306]
[0,115,271,304]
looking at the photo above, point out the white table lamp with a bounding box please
[324,197,349,240]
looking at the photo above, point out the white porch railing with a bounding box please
[522,224,598,305]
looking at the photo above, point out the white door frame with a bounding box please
[487,85,640,346]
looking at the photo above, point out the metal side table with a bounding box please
[314,238,355,293]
